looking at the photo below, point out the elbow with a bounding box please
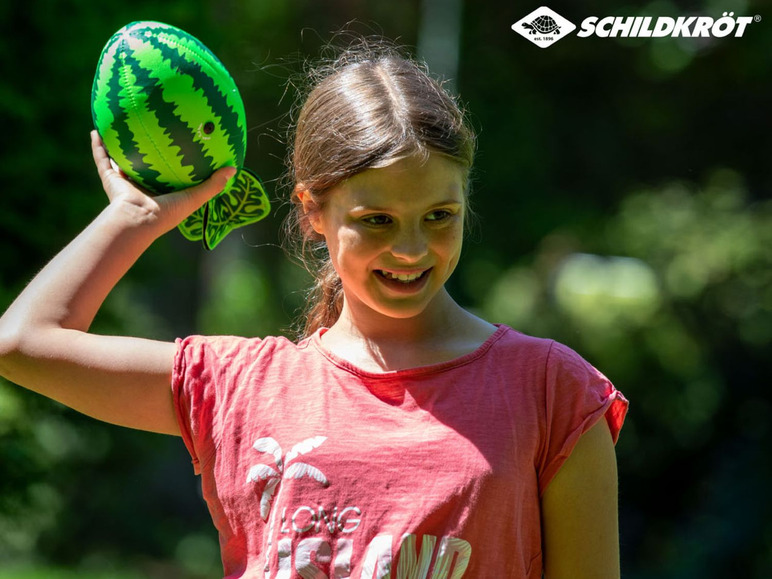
[0,322,22,380]
[0,309,32,381]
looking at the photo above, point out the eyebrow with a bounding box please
[350,200,463,213]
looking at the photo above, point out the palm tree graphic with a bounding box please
[246,435,330,519]
[246,435,329,574]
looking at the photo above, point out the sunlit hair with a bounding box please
[283,36,476,339]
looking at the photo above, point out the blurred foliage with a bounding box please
[1,0,770,577]
[481,169,772,576]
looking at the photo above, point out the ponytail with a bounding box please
[303,261,344,337]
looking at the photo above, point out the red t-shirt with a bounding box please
[172,325,628,578]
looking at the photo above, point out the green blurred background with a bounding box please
[1,0,770,577]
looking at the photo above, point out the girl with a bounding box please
[0,38,627,578]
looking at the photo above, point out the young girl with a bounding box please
[0,39,628,578]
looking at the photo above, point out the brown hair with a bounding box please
[284,37,476,338]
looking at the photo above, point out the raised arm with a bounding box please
[0,132,236,434]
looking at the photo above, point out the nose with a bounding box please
[390,223,428,262]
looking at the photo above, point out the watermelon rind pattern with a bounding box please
[142,32,245,168]
[91,21,269,248]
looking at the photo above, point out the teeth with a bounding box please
[381,270,424,282]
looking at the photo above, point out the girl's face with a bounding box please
[307,152,467,322]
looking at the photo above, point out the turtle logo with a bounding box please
[512,6,577,48]
[523,15,562,35]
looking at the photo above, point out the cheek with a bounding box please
[434,225,464,257]
[432,227,464,276]
[329,227,378,269]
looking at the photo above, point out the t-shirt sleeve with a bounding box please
[537,340,629,496]
[172,334,251,474]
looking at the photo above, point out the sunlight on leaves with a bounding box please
[552,253,661,329]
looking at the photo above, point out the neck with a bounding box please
[320,289,497,373]
[331,288,463,344]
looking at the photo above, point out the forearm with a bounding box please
[0,133,233,434]
[0,128,232,346]
[0,205,155,376]
[0,202,184,433]
[5,203,159,333]
[0,202,161,385]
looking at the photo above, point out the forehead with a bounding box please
[330,153,466,209]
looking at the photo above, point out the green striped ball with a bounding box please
[91,20,246,193]
[91,21,270,248]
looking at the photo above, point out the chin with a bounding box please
[369,295,440,321]
[378,306,429,320]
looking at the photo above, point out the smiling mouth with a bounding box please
[375,269,430,283]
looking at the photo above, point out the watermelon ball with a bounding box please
[91,21,270,249]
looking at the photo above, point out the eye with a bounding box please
[362,214,392,226]
[426,209,452,222]
[203,121,216,135]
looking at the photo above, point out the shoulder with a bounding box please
[485,325,559,375]
[492,326,609,386]
[174,333,308,377]
[544,339,601,374]
[493,326,596,369]
[490,324,555,354]
[176,333,300,357]
[490,327,627,432]
[541,339,621,414]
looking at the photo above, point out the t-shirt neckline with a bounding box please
[310,324,510,380]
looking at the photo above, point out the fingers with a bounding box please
[91,130,112,176]
[189,166,238,204]
[91,130,129,203]
[161,166,238,219]
[90,129,238,227]
[92,131,129,178]
[91,130,120,201]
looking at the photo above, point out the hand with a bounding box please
[90,130,237,235]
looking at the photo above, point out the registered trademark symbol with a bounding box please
[754,14,761,22]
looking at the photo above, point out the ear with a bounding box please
[294,184,325,235]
